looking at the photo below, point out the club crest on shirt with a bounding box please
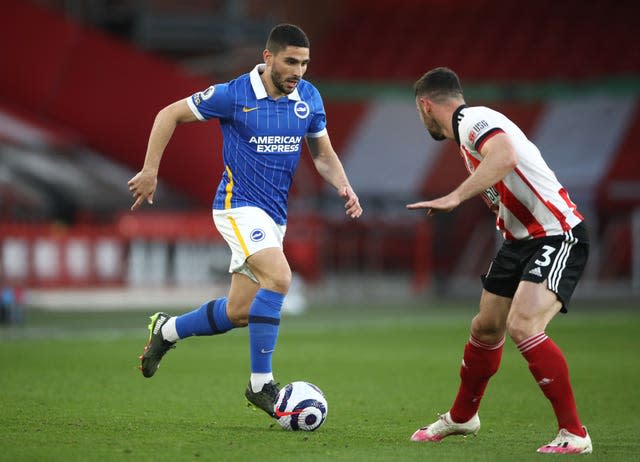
[250,228,266,242]
[294,101,310,119]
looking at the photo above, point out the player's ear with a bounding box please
[424,97,436,114]
[417,96,429,112]
[263,49,273,65]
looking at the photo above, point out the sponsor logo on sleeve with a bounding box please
[194,86,215,106]
[469,119,489,143]
[201,85,215,100]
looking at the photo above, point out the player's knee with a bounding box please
[506,312,536,343]
[226,303,249,327]
[261,269,292,294]
[470,314,505,344]
[278,270,292,292]
[229,312,248,327]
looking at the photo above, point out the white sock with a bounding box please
[161,317,179,343]
[251,373,274,392]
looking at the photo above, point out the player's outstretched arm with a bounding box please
[306,134,362,219]
[128,99,199,211]
[407,133,517,216]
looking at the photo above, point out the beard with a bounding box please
[425,119,446,141]
[270,67,298,95]
[427,128,446,141]
[419,106,446,141]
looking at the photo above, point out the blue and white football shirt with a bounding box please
[186,64,328,225]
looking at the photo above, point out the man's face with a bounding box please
[416,96,446,141]
[268,46,310,96]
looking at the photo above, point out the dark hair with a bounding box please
[266,24,310,54]
[414,67,463,101]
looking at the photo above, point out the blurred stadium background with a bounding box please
[1,0,639,317]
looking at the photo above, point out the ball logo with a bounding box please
[294,101,310,119]
[250,228,265,242]
[274,381,328,431]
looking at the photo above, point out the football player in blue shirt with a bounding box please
[128,24,362,418]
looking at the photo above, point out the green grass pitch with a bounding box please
[1,299,639,462]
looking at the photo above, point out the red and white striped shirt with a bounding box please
[453,105,583,240]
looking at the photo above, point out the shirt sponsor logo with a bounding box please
[249,135,302,153]
[294,101,310,119]
[250,228,266,242]
[484,186,500,205]
[242,106,258,112]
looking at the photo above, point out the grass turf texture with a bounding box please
[1,299,639,462]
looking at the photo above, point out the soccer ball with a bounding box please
[274,381,328,431]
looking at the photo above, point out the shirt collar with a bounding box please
[250,64,301,101]
[452,104,467,146]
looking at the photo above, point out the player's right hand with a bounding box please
[128,170,157,211]
[406,193,460,216]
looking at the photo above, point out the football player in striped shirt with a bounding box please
[407,67,592,454]
[128,24,362,418]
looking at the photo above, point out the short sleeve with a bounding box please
[306,87,327,138]
[186,83,233,121]
[462,111,505,152]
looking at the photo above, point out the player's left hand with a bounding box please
[406,194,460,216]
[339,185,363,219]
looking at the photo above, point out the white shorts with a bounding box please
[212,206,286,283]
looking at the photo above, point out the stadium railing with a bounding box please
[0,213,434,295]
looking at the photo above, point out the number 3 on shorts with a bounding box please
[534,245,556,267]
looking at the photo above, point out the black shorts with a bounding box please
[482,222,589,312]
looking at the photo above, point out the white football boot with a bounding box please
[410,411,480,442]
[537,427,592,454]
